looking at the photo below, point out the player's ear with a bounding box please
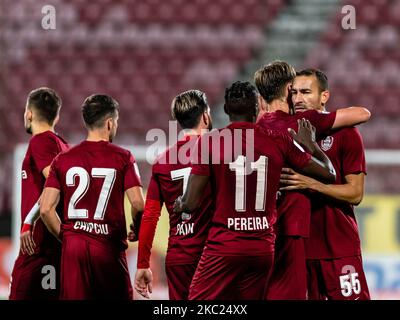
[26,108,33,121]
[223,103,229,115]
[321,90,330,105]
[202,111,209,127]
[106,118,112,131]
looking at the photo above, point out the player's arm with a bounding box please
[20,165,52,255]
[22,133,61,254]
[22,166,50,227]
[173,174,209,213]
[289,118,336,183]
[280,170,365,205]
[282,127,366,205]
[332,106,371,129]
[126,186,145,242]
[39,187,62,241]
[135,174,162,298]
[123,153,145,241]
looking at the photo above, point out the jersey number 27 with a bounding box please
[66,167,116,220]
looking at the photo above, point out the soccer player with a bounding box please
[9,87,69,300]
[173,81,336,300]
[280,68,370,300]
[254,61,371,300]
[39,94,144,300]
[135,90,213,300]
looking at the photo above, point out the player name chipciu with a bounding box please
[227,216,269,231]
[73,220,109,235]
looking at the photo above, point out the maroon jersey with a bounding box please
[257,110,336,140]
[22,131,69,253]
[190,122,311,256]
[257,110,337,236]
[147,135,213,265]
[305,127,366,259]
[45,140,142,250]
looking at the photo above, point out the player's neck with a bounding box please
[86,131,110,142]
[183,128,201,137]
[311,106,326,113]
[268,100,289,114]
[229,114,254,123]
[31,122,54,136]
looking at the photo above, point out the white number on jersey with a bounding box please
[66,167,116,220]
[340,272,361,297]
[229,156,268,212]
[171,167,192,195]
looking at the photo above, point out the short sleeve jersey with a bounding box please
[45,140,142,250]
[190,122,311,256]
[146,136,213,265]
[22,131,69,253]
[305,127,366,259]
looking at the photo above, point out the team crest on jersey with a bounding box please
[321,136,334,151]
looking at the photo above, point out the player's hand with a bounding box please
[134,268,153,299]
[280,167,319,191]
[128,223,138,242]
[20,224,36,255]
[173,196,183,213]
[288,118,317,153]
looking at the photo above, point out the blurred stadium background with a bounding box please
[0,0,399,299]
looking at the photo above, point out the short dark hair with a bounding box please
[27,87,61,125]
[224,81,258,116]
[296,68,329,93]
[254,60,296,103]
[171,90,209,129]
[82,94,119,128]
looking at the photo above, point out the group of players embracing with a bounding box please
[10,60,371,300]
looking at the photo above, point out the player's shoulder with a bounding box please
[152,148,169,171]
[107,143,132,156]
[191,128,224,147]
[334,126,361,138]
[29,130,58,147]
[47,146,72,168]
[201,128,224,138]
[337,127,364,149]
[256,125,290,142]
[54,143,79,159]
[295,109,322,119]
[109,144,138,165]
[54,132,69,146]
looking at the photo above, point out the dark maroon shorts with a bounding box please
[189,252,273,300]
[165,262,198,300]
[307,255,370,300]
[60,234,132,300]
[265,235,307,300]
[9,251,60,300]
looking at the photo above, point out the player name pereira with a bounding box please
[73,221,109,235]
[227,216,269,231]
